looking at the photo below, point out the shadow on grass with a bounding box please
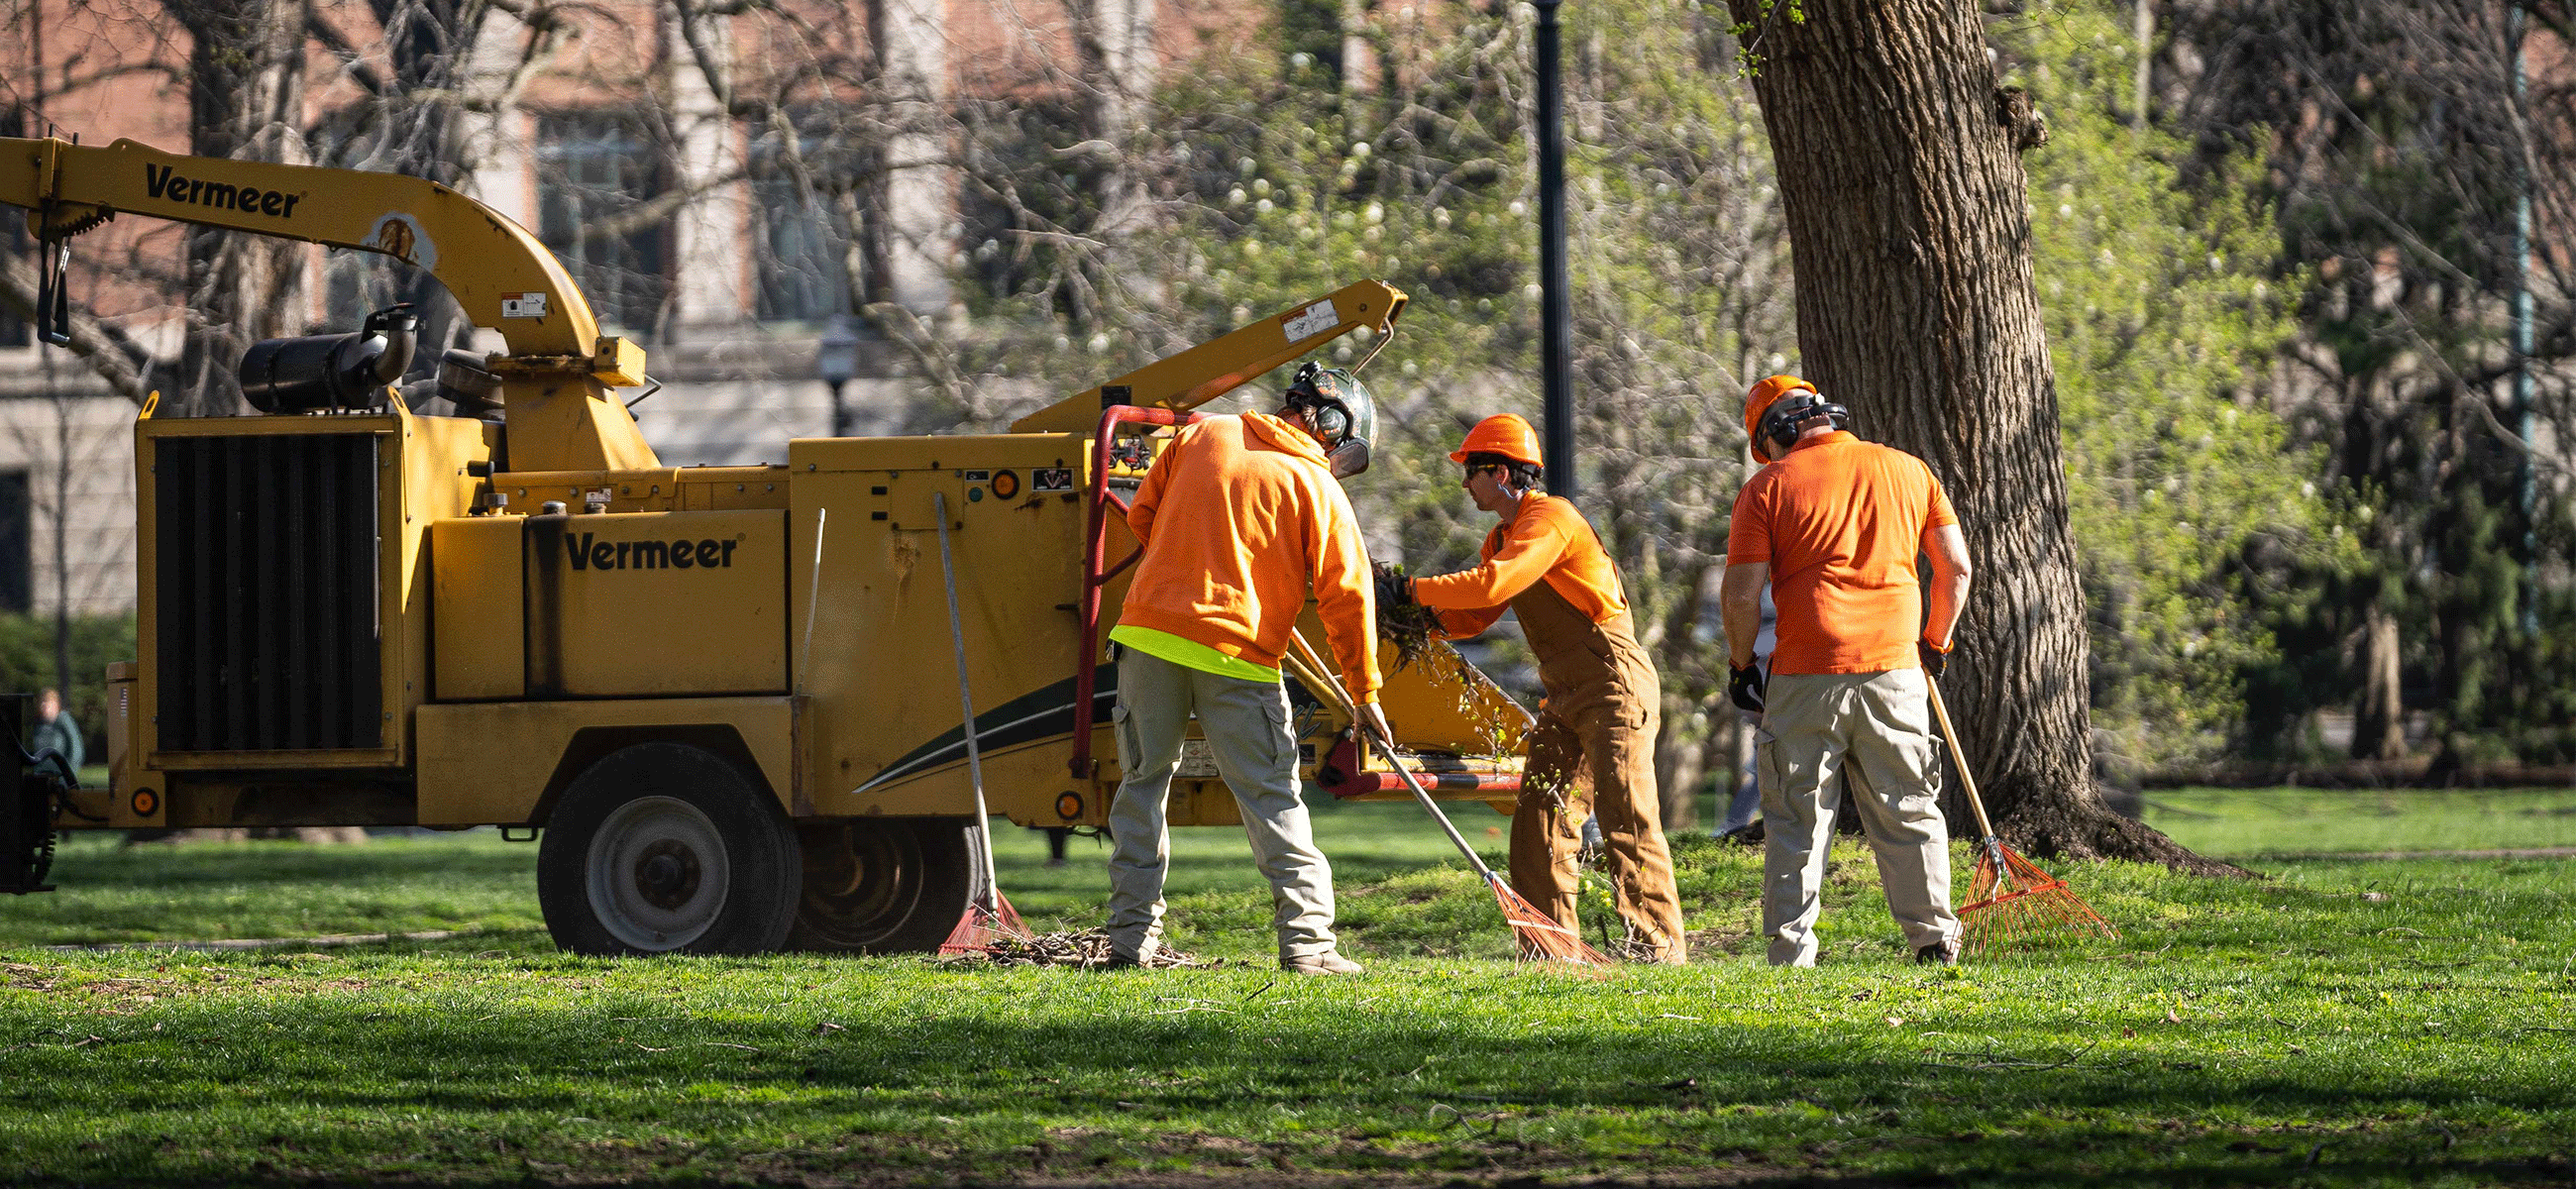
[5,971,2570,1186]
[3,1162,2570,1189]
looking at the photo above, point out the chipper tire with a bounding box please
[785,818,978,953]
[537,742,802,956]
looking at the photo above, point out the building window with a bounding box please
[749,130,853,323]
[535,114,672,338]
[752,175,850,323]
[0,471,30,613]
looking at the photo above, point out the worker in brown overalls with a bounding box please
[1382,414,1688,963]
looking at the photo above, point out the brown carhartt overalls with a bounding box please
[1508,581,1689,963]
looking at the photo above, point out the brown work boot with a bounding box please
[1281,949,1364,976]
[1915,939,1961,967]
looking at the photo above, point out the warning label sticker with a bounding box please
[1282,300,1338,343]
[501,292,549,318]
[1032,467,1076,492]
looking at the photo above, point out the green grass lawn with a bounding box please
[2144,787,2576,858]
[2,795,2572,1187]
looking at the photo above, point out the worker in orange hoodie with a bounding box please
[1381,414,1688,964]
[1104,363,1390,975]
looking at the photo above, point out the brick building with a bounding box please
[0,0,1228,614]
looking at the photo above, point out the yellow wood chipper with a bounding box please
[0,135,1532,953]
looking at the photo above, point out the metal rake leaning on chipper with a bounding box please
[0,133,1542,958]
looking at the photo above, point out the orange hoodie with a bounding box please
[1120,413,1381,701]
[1413,494,1628,640]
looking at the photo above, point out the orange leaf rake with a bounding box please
[929,490,1035,956]
[1923,681,2116,952]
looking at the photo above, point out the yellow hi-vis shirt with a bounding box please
[1109,624,1283,683]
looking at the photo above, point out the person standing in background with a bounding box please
[33,688,82,773]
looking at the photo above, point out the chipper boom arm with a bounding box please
[0,136,657,473]
[1010,280,1409,433]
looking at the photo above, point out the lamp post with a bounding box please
[817,315,861,439]
[2512,7,2536,637]
[1533,0,1574,496]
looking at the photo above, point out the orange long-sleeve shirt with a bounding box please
[1413,494,1628,640]
[1119,413,1381,701]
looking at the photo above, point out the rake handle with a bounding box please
[1286,627,1505,886]
[933,490,1003,910]
[1922,678,1998,842]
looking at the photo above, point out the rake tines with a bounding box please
[938,894,1035,956]
[1925,682,2118,955]
[1486,873,1615,974]
[1960,839,2116,953]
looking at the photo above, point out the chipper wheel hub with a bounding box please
[634,839,702,910]
[586,795,731,950]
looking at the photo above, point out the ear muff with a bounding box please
[1285,361,1371,460]
[1758,391,1851,458]
[1311,401,1350,444]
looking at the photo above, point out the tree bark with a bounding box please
[1654,714,1705,832]
[2351,602,2407,759]
[1724,0,2235,874]
[366,0,493,361]
[170,0,312,415]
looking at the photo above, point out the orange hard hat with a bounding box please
[1744,375,1820,464]
[1449,413,1544,467]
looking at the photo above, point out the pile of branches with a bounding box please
[937,928,1214,969]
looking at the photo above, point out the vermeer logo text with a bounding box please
[144,163,303,218]
[562,533,739,572]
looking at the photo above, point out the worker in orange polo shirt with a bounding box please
[1380,414,1688,964]
[1104,364,1389,975]
[1720,376,1974,967]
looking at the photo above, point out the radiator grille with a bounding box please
[155,433,383,752]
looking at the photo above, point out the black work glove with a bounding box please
[1918,639,1949,678]
[1372,561,1415,608]
[1727,662,1767,714]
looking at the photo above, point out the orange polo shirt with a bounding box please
[1118,413,1380,702]
[1414,494,1628,640]
[1727,431,1958,675]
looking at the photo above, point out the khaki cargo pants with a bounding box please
[1105,648,1338,963]
[1758,668,1959,966]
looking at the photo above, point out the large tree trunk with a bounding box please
[172,0,311,415]
[1723,0,2231,873]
